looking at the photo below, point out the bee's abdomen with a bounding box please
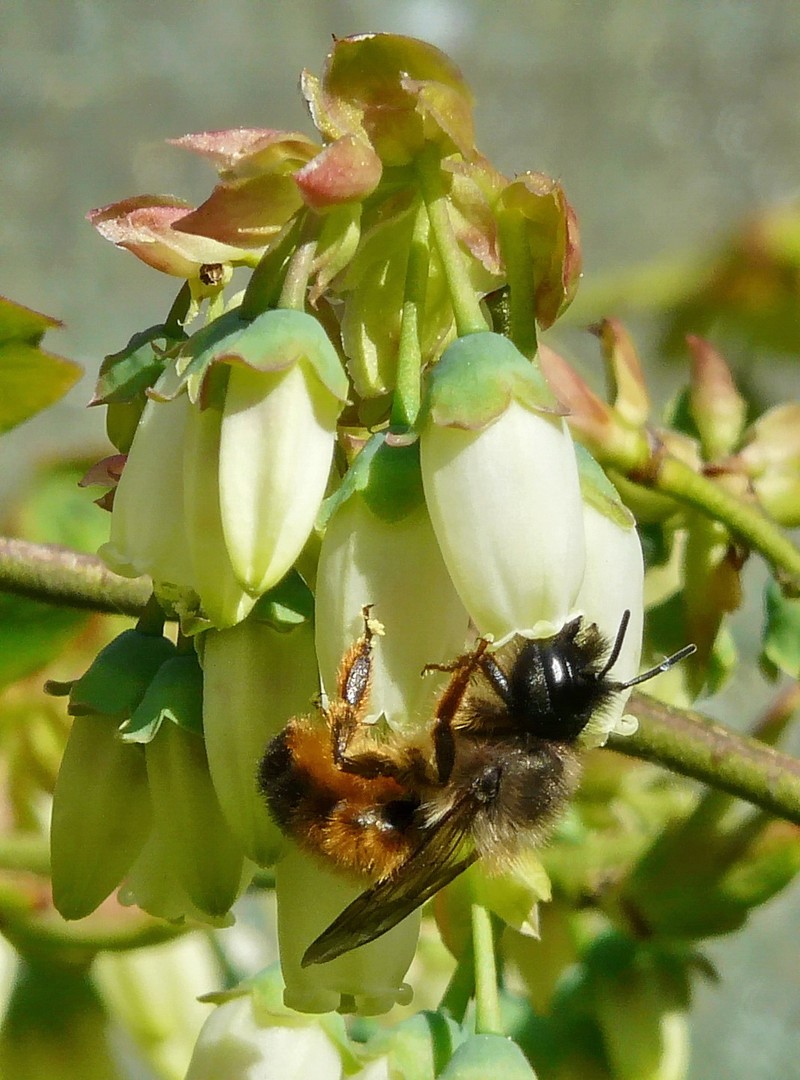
[259,720,421,880]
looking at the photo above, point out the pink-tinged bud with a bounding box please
[294,136,383,210]
[87,196,246,277]
[591,319,650,429]
[686,335,747,460]
[539,343,618,444]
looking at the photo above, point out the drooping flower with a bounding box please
[420,332,586,640]
[315,434,470,733]
[101,308,349,630]
[202,616,319,867]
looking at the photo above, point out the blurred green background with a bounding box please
[1,2,799,1076]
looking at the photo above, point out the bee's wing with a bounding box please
[302,795,479,967]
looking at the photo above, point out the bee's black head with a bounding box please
[507,612,695,743]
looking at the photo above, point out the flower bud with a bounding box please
[51,715,151,919]
[100,385,193,588]
[185,986,344,1080]
[686,335,746,461]
[420,333,585,638]
[183,400,256,628]
[437,1035,538,1079]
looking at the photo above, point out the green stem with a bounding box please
[0,538,152,617]
[496,209,537,359]
[609,691,800,825]
[5,539,800,823]
[240,216,305,321]
[439,940,475,1024]
[391,201,430,428]
[471,902,502,1035]
[417,149,487,337]
[652,454,800,588]
[278,220,318,312]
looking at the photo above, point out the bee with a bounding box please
[259,607,693,966]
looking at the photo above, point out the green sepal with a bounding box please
[90,323,185,406]
[421,332,559,431]
[51,715,152,919]
[318,430,425,527]
[156,307,349,406]
[437,1034,538,1080]
[575,444,635,530]
[251,569,314,631]
[152,308,246,402]
[119,652,204,743]
[761,576,800,678]
[68,630,176,719]
[466,851,551,935]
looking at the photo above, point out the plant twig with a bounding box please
[4,537,800,824]
[0,538,151,617]
[610,691,800,825]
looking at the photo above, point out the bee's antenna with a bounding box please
[597,610,632,681]
[598,610,696,690]
[616,643,697,690]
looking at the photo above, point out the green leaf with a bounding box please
[91,323,184,406]
[0,297,82,434]
[761,577,800,678]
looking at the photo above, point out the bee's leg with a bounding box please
[425,639,493,784]
[328,605,378,763]
[328,607,429,784]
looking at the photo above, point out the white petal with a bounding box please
[105,390,192,587]
[275,843,418,1015]
[315,499,470,732]
[219,363,338,595]
[575,503,644,744]
[183,402,256,628]
[421,403,586,638]
[186,994,344,1080]
[203,620,319,866]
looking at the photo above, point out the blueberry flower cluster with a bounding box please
[52,33,645,1023]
